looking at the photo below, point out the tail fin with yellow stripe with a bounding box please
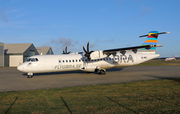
[138,31,170,53]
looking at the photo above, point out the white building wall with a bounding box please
[0,42,4,67]
[9,55,23,67]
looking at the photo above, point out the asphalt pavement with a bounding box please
[0,66,180,92]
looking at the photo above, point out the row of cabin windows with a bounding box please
[59,57,132,63]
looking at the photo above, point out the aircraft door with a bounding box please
[45,57,56,70]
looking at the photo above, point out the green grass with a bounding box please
[1,79,180,114]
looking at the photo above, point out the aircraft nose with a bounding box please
[17,65,24,72]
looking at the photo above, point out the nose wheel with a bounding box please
[27,73,33,78]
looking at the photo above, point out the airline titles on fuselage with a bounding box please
[54,64,82,70]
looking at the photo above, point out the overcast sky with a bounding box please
[0,0,179,57]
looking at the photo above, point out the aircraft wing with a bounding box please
[103,44,162,54]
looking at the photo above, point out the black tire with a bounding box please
[99,70,106,75]
[27,75,33,78]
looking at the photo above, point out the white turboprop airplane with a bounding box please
[165,56,176,61]
[17,31,170,78]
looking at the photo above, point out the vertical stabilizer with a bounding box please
[138,31,170,54]
[139,31,158,53]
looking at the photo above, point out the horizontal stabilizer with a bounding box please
[139,32,170,38]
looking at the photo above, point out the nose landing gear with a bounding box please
[27,72,33,78]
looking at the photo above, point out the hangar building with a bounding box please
[0,42,4,67]
[4,43,39,67]
[36,47,54,55]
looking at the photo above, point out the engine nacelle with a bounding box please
[81,66,96,72]
[90,50,108,60]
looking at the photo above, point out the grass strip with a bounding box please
[0,79,180,113]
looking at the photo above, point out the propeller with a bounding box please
[63,45,71,54]
[83,41,94,60]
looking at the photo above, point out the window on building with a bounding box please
[29,51,35,57]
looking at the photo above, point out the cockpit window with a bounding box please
[26,58,39,62]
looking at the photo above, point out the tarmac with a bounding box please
[0,66,180,92]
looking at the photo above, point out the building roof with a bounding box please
[36,47,52,55]
[4,43,33,54]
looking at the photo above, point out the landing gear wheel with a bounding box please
[98,70,106,75]
[27,75,33,78]
[27,73,33,78]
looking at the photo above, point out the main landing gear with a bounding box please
[27,72,33,78]
[97,69,106,75]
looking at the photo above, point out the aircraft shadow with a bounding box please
[22,68,124,76]
[22,70,95,76]
[106,68,124,72]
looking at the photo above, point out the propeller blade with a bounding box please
[87,41,89,53]
[90,51,94,54]
[65,45,67,53]
[82,41,94,61]
[83,46,87,53]
[63,45,71,54]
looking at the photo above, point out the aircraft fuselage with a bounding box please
[17,52,159,74]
